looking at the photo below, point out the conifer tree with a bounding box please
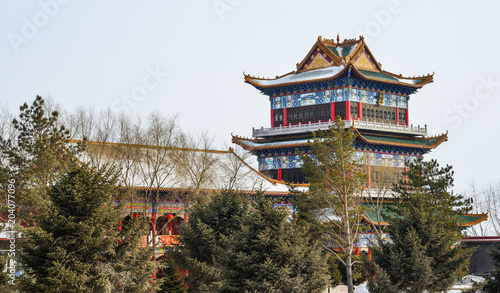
[157,255,187,293]
[483,245,500,292]
[174,190,329,293]
[223,195,329,293]
[365,158,473,293]
[19,165,161,292]
[173,190,249,292]
[296,117,367,293]
[0,96,83,218]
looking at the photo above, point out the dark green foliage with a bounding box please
[328,254,365,288]
[0,253,9,286]
[174,190,248,291]
[483,244,500,292]
[365,158,473,293]
[327,255,342,288]
[223,195,329,293]
[19,165,160,293]
[158,255,187,293]
[0,96,83,218]
[338,254,365,286]
[174,190,329,293]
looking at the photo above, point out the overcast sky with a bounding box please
[1,1,500,194]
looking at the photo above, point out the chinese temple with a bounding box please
[232,35,446,187]
[231,35,488,235]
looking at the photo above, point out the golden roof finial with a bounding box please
[337,33,340,44]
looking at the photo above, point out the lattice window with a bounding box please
[350,103,359,119]
[370,166,404,189]
[262,169,278,180]
[362,103,397,124]
[398,108,406,124]
[335,101,346,120]
[287,103,331,124]
[282,168,307,184]
[273,109,284,126]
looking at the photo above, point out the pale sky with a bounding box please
[1,1,500,194]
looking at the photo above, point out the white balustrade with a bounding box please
[253,119,428,137]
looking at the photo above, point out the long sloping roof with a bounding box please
[74,140,290,195]
[244,36,433,90]
[232,128,448,151]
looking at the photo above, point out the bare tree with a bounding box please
[177,131,219,198]
[466,182,491,236]
[362,164,402,242]
[219,145,259,191]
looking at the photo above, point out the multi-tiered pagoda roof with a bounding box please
[234,35,448,185]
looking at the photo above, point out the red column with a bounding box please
[345,101,351,121]
[331,102,336,121]
[184,214,189,223]
[396,108,400,124]
[277,168,282,181]
[271,109,275,127]
[283,108,288,126]
[167,214,173,235]
[405,108,409,126]
[358,102,362,121]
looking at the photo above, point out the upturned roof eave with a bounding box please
[244,64,432,92]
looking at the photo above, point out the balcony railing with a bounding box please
[253,119,427,137]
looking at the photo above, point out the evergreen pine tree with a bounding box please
[483,244,500,293]
[157,255,187,293]
[19,165,161,292]
[295,117,367,293]
[174,190,329,293]
[173,190,248,291]
[0,96,83,219]
[223,195,329,293]
[365,157,473,293]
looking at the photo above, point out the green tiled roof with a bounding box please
[362,203,400,223]
[358,69,399,82]
[327,46,339,57]
[342,45,355,58]
[361,134,441,147]
[362,203,486,226]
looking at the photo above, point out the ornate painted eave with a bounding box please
[354,128,448,150]
[244,63,433,91]
[232,129,448,152]
[231,134,311,151]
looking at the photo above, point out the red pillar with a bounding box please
[167,214,174,235]
[345,101,351,121]
[405,108,409,126]
[277,168,282,181]
[396,108,400,124]
[271,109,275,127]
[283,108,288,126]
[355,247,360,256]
[358,102,362,121]
[184,214,189,223]
[331,102,336,121]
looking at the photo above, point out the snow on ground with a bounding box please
[325,275,485,293]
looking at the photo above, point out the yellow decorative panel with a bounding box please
[305,53,331,70]
[354,52,377,70]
